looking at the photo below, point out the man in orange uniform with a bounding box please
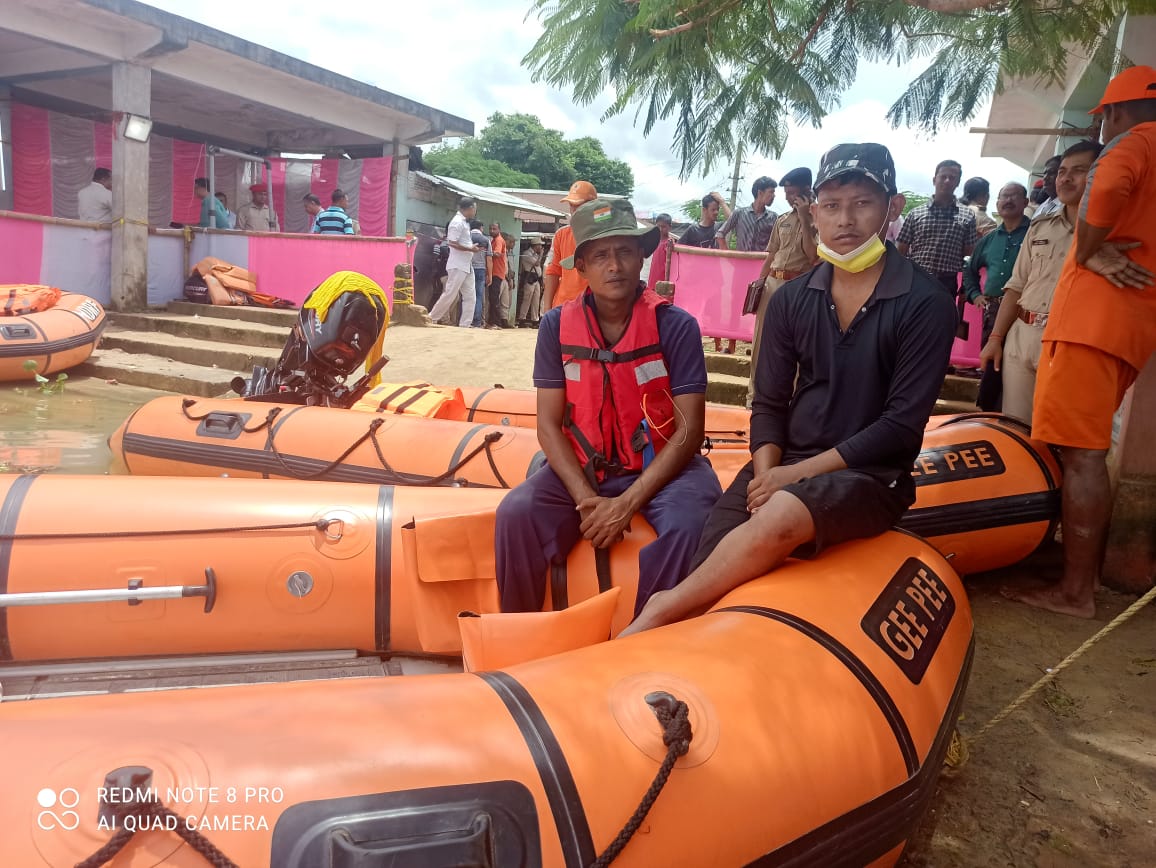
[1007,66,1156,618]
[544,180,598,309]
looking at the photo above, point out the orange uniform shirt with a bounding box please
[491,233,508,280]
[1045,121,1156,370]
[544,226,584,308]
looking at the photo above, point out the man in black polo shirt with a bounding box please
[621,143,958,636]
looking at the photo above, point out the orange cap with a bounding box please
[1090,65,1156,114]
[560,180,598,205]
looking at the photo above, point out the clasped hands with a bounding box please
[577,493,637,549]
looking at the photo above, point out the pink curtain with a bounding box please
[668,245,762,341]
[270,159,288,230]
[171,140,205,225]
[93,122,113,174]
[0,215,46,285]
[246,234,407,306]
[357,157,392,236]
[952,298,983,368]
[11,104,53,217]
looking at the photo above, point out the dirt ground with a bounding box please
[906,543,1156,868]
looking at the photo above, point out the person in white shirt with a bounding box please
[427,197,482,327]
[77,168,113,222]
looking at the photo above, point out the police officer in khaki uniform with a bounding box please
[978,140,1102,423]
[745,167,819,406]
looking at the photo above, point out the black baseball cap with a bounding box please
[814,144,897,196]
[779,167,813,188]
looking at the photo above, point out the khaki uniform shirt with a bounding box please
[766,211,818,274]
[1001,209,1073,314]
[236,202,281,232]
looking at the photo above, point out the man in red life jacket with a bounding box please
[495,198,723,615]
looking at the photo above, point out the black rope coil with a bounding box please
[74,797,238,868]
[591,692,693,867]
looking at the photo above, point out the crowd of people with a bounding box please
[490,64,1156,629]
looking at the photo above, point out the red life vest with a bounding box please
[558,288,676,481]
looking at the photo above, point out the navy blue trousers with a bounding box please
[495,455,722,615]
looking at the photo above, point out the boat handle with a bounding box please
[0,568,218,613]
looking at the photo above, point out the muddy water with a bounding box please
[0,378,166,476]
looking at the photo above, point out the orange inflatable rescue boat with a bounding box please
[0,521,971,868]
[108,402,1059,575]
[0,287,106,381]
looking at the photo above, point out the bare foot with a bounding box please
[1001,585,1096,619]
[618,590,676,638]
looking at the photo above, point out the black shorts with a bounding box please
[689,461,913,571]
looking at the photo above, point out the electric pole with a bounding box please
[728,141,744,209]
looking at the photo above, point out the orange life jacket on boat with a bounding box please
[558,288,676,481]
[1,284,61,316]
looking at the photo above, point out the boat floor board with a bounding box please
[0,653,461,701]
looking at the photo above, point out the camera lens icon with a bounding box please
[36,787,81,831]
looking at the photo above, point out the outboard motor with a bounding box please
[233,288,389,408]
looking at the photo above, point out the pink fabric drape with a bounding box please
[246,235,406,306]
[312,159,341,204]
[357,157,392,236]
[0,215,46,285]
[668,245,761,341]
[171,140,205,225]
[11,104,53,217]
[93,122,113,174]
[951,300,983,368]
[270,159,288,230]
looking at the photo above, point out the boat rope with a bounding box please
[945,581,1156,772]
[591,692,693,867]
[74,796,238,868]
[0,518,336,542]
[265,416,389,481]
[259,412,509,488]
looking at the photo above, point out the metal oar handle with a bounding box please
[0,568,218,613]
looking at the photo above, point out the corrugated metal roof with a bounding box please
[414,172,567,218]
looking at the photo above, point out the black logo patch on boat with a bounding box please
[862,558,955,684]
[911,440,1005,486]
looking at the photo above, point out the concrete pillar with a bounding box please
[0,85,13,212]
[1104,355,1156,592]
[391,142,409,237]
[111,62,151,311]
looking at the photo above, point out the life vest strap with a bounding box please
[559,342,663,364]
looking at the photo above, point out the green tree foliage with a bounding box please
[524,0,1129,178]
[423,140,540,188]
[478,113,635,195]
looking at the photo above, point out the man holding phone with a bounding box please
[745,168,820,406]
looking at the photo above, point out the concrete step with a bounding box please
[941,374,981,403]
[100,328,279,372]
[705,352,751,377]
[706,373,748,406]
[76,348,244,397]
[934,398,979,416]
[166,300,300,328]
[108,312,290,349]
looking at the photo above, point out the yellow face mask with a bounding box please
[816,212,892,273]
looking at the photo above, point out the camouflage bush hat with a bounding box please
[561,198,660,268]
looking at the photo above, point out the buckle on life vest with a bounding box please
[590,348,617,363]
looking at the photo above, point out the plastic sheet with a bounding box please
[668,244,762,341]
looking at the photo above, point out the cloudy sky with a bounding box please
[143,0,1026,215]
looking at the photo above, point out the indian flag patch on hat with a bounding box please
[592,206,613,222]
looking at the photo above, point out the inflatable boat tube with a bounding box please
[110,400,1059,571]
[0,291,106,381]
[0,530,972,868]
[3,418,1051,663]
